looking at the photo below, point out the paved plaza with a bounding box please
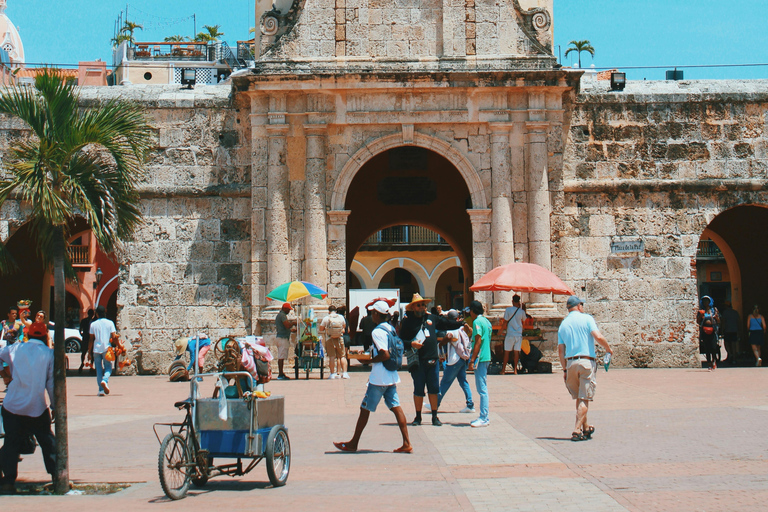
[3,362,768,511]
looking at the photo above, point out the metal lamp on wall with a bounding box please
[93,267,103,290]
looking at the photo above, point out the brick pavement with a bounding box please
[1,365,767,511]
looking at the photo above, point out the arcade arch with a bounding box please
[343,143,476,305]
[696,204,768,354]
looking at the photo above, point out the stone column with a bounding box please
[327,210,351,305]
[303,125,328,292]
[489,124,515,311]
[525,120,556,313]
[467,209,493,310]
[266,122,291,306]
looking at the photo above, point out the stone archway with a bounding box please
[331,132,488,212]
[700,204,768,325]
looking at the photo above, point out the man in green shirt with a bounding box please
[468,300,491,427]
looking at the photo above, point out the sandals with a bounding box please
[571,431,588,442]
[571,426,595,442]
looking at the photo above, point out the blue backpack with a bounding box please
[372,323,404,372]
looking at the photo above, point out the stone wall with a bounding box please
[557,79,768,367]
[82,87,252,373]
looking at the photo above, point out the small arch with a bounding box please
[331,132,488,211]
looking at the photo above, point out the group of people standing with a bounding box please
[697,296,768,369]
[1,306,52,349]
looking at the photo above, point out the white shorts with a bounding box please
[276,333,296,360]
[504,335,523,352]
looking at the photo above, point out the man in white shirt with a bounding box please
[500,295,524,375]
[0,321,56,494]
[333,300,412,453]
[89,305,116,396]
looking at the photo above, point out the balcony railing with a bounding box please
[67,245,90,265]
[696,240,724,260]
[236,41,256,63]
[128,42,213,62]
[361,226,450,251]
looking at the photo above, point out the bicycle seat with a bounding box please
[174,399,192,410]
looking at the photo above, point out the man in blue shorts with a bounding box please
[558,296,612,441]
[333,300,412,453]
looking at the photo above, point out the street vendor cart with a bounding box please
[155,335,289,500]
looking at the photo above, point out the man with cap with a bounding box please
[0,321,56,493]
[558,296,612,441]
[467,300,492,427]
[275,303,296,380]
[499,294,524,375]
[333,300,412,453]
[399,293,464,426]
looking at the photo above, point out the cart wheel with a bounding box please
[158,433,191,500]
[265,425,291,487]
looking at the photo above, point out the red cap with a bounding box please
[282,303,292,311]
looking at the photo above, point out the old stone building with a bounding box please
[1,1,767,371]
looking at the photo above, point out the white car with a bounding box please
[64,328,83,353]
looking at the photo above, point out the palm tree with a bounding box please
[564,40,595,68]
[0,69,152,494]
[195,24,224,42]
[164,34,188,42]
[112,20,143,47]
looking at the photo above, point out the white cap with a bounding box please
[368,300,390,314]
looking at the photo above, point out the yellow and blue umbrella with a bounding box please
[266,281,328,303]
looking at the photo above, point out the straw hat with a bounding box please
[405,293,431,311]
[174,337,189,356]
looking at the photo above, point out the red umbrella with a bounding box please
[469,262,574,295]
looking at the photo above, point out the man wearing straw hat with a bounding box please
[400,293,464,426]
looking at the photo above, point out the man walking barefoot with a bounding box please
[333,300,412,453]
[558,296,612,441]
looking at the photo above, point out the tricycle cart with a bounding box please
[154,370,290,500]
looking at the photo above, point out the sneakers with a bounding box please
[470,418,490,428]
[424,402,431,411]
[101,380,110,395]
[459,406,476,413]
[97,391,105,397]
[277,374,291,380]
[411,418,422,426]
[328,373,338,380]
[341,373,350,379]
[432,416,442,426]
[758,358,762,367]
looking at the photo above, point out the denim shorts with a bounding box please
[361,383,400,412]
[411,360,440,397]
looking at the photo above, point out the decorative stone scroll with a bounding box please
[512,1,553,55]
[259,0,307,56]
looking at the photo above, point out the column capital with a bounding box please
[467,208,492,225]
[304,124,328,135]
[525,121,550,133]
[327,210,351,225]
[266,122,289,134]
[488,122,514,135]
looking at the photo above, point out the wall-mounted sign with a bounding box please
[611,239,644,254]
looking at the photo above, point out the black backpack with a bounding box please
[373,323,404,372]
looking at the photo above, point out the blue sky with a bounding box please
[9,0,768,80]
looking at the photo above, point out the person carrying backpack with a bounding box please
[320,305,348,379]
[697,296,720,371]
[333,300,412,453]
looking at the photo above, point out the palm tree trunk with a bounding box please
[52,226,70,494]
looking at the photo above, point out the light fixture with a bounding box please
[93,267,103,289]
[666,68,684,81]
[181,68,196,89]
[610,72,626,91]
